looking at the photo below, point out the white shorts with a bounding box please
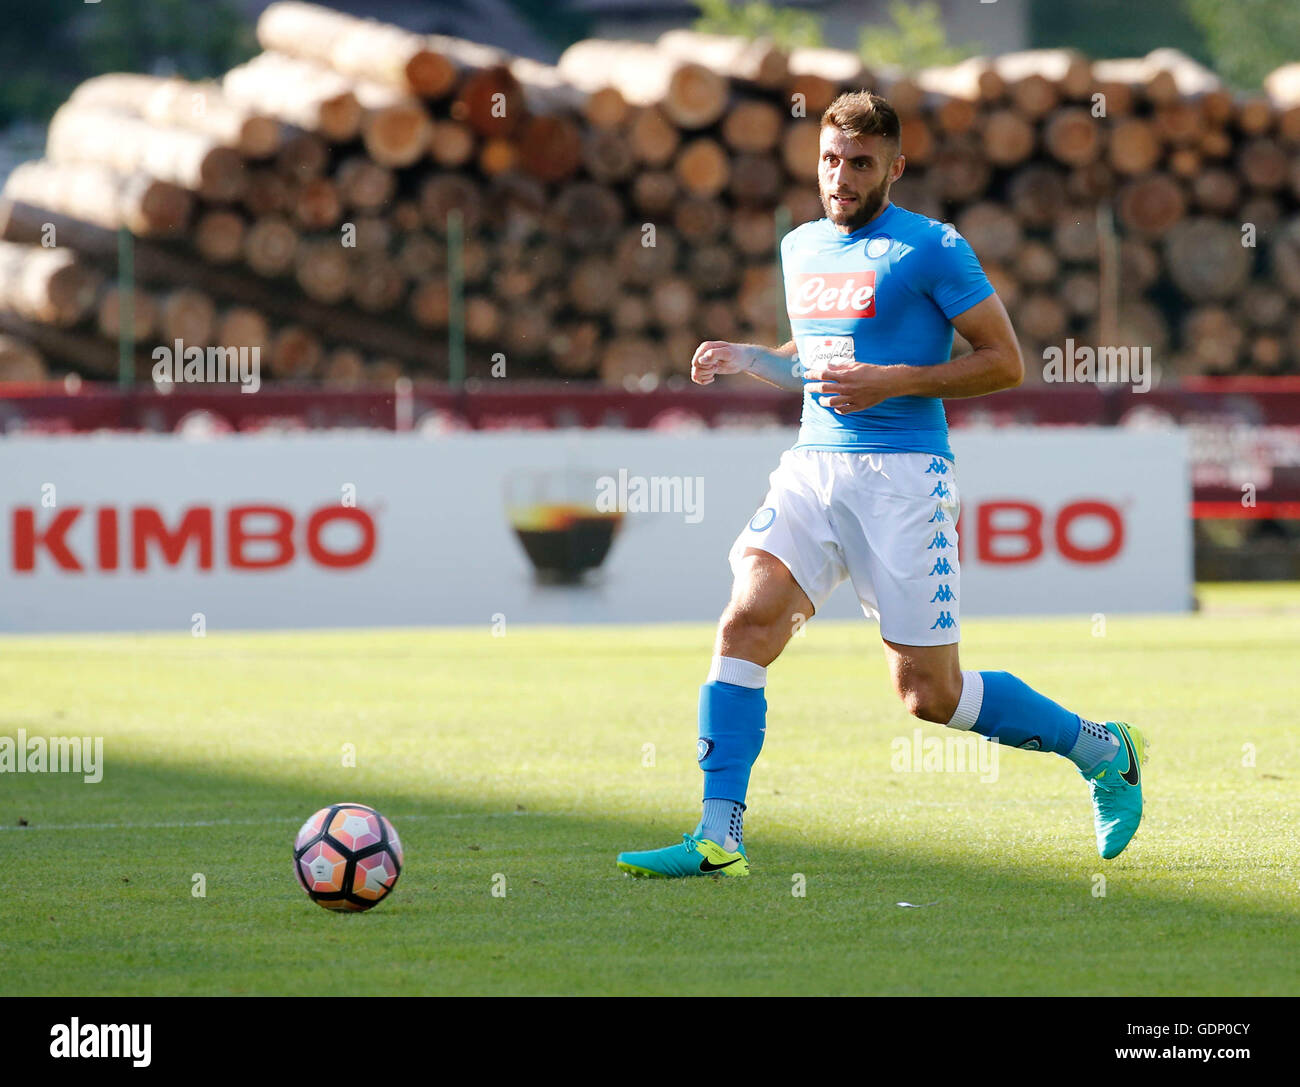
[729,449,961,646]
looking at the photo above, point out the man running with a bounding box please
[616,90,1146,879]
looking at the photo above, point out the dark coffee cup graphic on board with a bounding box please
[505,470,624,584]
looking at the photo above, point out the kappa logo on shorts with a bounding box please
[929,557,955,576]
[926,531,952,550]
[929,482,950,498]
[929,584,955,603]
[749,507,776,532]
[924,458,950,475]
[930,611,956,630]
[928,507,947,523]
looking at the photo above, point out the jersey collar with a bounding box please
[826,201,898,243]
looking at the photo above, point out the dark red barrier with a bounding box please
[13,377,1300,432]
[4,378,1300,507]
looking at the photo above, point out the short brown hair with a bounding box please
[820,91,901,149]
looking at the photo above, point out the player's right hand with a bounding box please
[691,341,751,385]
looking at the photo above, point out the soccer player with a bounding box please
[616,91,1146,879]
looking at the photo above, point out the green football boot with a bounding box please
[617,833,750,878]
[1083,721,1148,860]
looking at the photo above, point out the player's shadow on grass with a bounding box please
[3,750,1296,996]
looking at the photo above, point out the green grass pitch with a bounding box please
[2,583,1297,996]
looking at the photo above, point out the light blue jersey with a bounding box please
[782,203,994,459]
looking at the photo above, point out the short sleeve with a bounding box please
[779,226,799,267]
[923,227,995,320]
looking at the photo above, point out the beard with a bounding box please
[820,173,891,232]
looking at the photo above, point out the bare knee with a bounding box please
[898,674,962,724]
[717,600,790,667]
[884,640,963,724]
[715,553,809,667]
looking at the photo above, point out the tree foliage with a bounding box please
[0,0,254,128]
[693,0,825,49]
[1185,0,1300,89]
[859,1,978,71]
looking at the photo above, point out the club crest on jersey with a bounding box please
[787,271,876,319]
[866,236,891,259]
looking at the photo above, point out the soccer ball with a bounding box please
[293,802,403,911]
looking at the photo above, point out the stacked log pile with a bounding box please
[3,0,1300,385]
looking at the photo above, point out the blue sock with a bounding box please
[948,670,1119,773]
[697,656,767,847]
[700,797,745,850]
[960,670,1081,755]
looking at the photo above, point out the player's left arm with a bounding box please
[900,292,1024,398]
[803,292,1022,413]
[806,220,1025,413]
